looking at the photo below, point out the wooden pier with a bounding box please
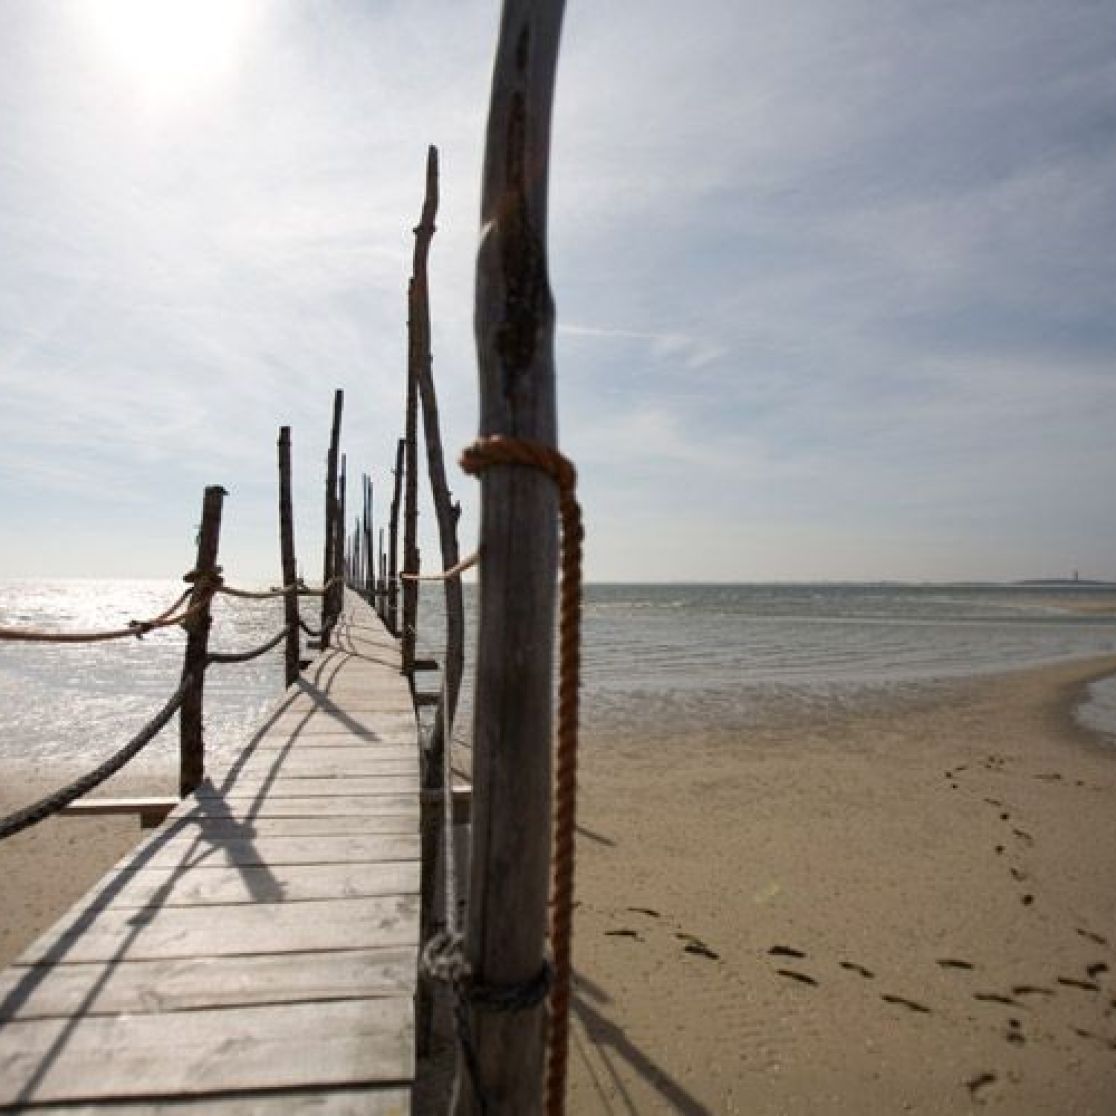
[0,592,422,1112]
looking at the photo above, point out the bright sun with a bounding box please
[82,0,254,107]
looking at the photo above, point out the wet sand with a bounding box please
[567,655,1116,1114]
[3,657,1116,1113]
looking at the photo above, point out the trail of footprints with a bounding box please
[761,935,1115,1104]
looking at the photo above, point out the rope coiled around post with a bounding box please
[459,434,583,1116]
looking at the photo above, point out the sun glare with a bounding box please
[82,0,254,108]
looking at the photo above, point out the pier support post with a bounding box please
[402,290,421,677]
[278,427,300,689]
[388,438,404,636]
[179,484,226,798]
[456,1,566,1111]
[321,389,344,646]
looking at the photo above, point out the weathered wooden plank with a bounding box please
[245,736,416,752]
[20,895,418,965]
[131,833,420,871]
[207,754,417,783]
[259,712,414,736]
[91,861,419,910]
[0,948,415,1020]
[155,815,417,839]
[0,997,413,1105]
[175,795,418,820]
[24,1088,411,1115]
[218,749,416,773]
[200,776,421,798]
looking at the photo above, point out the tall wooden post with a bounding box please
[388,437,404,635]
[378,527,387,618]
[179,484,226,798]
[277,427,300,689]
[364,476,376,601]
[402,285,421,676]
[456,2,566,1112]
[337,455,348,612]
[321,389,344,644]
[408,144,468,1054]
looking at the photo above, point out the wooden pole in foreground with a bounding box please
[179,484,226,798]
[321,389,344,645]
[277,427,300,688]
[457,1,566,1111]
[388,437,404,635]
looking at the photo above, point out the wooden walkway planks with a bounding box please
[0,592,420,1113]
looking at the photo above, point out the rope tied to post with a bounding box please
[458,433,583,1116]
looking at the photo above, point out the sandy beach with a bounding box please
[3,656,1115,1113]
[567,655,1116,1114]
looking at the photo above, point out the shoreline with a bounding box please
[3,655,1116,1113]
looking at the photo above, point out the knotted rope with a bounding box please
[459,434,583,1116]
[0,585,198,644]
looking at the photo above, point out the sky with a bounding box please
[1,0,1114,584]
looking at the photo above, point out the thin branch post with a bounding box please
[337,454,348,606]
[388,437,405,635]
[402,285,421,676]
[321,389,344,645]
[408,144,468,1054]
[457,1,566,1111]
[179,484,227,798]
[277,426,300,688]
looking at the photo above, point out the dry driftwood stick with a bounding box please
[457,1,566,1111]
[321,389,344,644]
[277,427,300,688]
[402,282,421,675]
[388,438,405,635]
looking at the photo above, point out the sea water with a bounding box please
[1,580,1114,780]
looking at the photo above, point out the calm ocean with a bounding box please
[1,580,1114,779]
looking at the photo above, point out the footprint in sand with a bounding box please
[937,958,975,971]
[839,960,875,979]
[1005,1018,1025,1045]
[1072,1027,1116,1051]
[1021,894,1035,907]
[880,993,931,1014]
[1076,927,1108,946]
[776,968,818,987]
[1057,976,1100,992]
[675,932,720,960]
[966,1071,998,1104]
[1086,962,1109,980]
[626,906,660,918]
[768,944,807,959]
[604,928,641,940]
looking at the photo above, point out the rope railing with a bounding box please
[0,672,196,842]
[206,625,292,667]
[0,586,201,645]
[0,576,345,646]
[0,562,323,843]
